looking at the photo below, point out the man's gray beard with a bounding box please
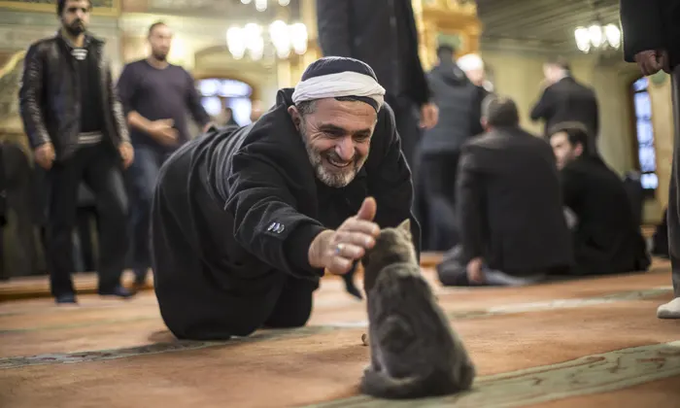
[300,125,365,188]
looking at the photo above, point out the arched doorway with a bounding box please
[197,78,254,126]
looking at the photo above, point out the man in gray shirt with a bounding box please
[116,21,212,288]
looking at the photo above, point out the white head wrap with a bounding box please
[292,71,386,111]
[457,53,485,73]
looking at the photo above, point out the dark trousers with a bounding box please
[668,65,680,297]
[46,143,128,296]
[419,152,460,251]
[125,144,170,280]
[652,207,669,257]
[0,226,5,281]
[74,205,98,272]
[436,245,549,287]
[174,277,316,341]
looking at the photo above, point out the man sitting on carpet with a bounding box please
[437,96,573,286]
[151,57,420,340]
[548,122,650,276]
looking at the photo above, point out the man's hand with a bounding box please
[119,142,134,169]
[308,197,380,275]
[34,142,55,170]
[466,257,484,284]
[419,102,439,130]
[634,49,670,76]
[202,122,216,133]
[148,119,179,146]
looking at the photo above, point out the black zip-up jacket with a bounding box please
[18,31,129,159]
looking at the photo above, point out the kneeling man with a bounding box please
[151,57,420,340]
[549,122,650,276]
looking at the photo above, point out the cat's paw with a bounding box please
[361,333,369,346]
[363,364,374,375]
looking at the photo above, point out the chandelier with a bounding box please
[574,22,621,53]
[227,21,308,60]
[240,0,290,12]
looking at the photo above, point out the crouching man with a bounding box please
[151,57,420,340]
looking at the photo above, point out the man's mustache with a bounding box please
[325,150,358,166]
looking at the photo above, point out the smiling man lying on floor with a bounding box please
[150,57,420,340]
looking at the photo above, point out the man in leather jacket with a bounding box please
[18,0,134,304]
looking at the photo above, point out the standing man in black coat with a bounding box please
[315,0,439,171]
[316,0,437,295]
[437,96,573,287]
[19,0,134,303]
[530,58,600,153]
[151,57,420,340]
[419,45,478,250]
[549,122,650,277]
[620,0,680,319]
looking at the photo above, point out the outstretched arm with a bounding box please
[225,148,327,280]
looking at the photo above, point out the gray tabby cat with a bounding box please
[360,219,476,399]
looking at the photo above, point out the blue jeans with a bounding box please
[126,144,170,280]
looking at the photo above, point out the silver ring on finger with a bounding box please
[335,243,345,255]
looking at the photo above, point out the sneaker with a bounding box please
[657,297,680,319]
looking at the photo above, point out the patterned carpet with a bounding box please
[1,261,679,407]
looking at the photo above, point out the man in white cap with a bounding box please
[150,57,420,340]
[456,53,493,137]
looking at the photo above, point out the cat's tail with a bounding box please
[360,369,455,400]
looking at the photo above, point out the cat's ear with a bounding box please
[398,219,411,236]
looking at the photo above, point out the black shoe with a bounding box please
[99,285,135,299]
[55,293,78,304]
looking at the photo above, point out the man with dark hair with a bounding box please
[549,122,650,276]
[151,57,420,340]
[19,0,134,303]
[437,96,573,286]
[620,0,680,319]
[530,57,599,152]
[116,21,212,289]
[417,44,477,250]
